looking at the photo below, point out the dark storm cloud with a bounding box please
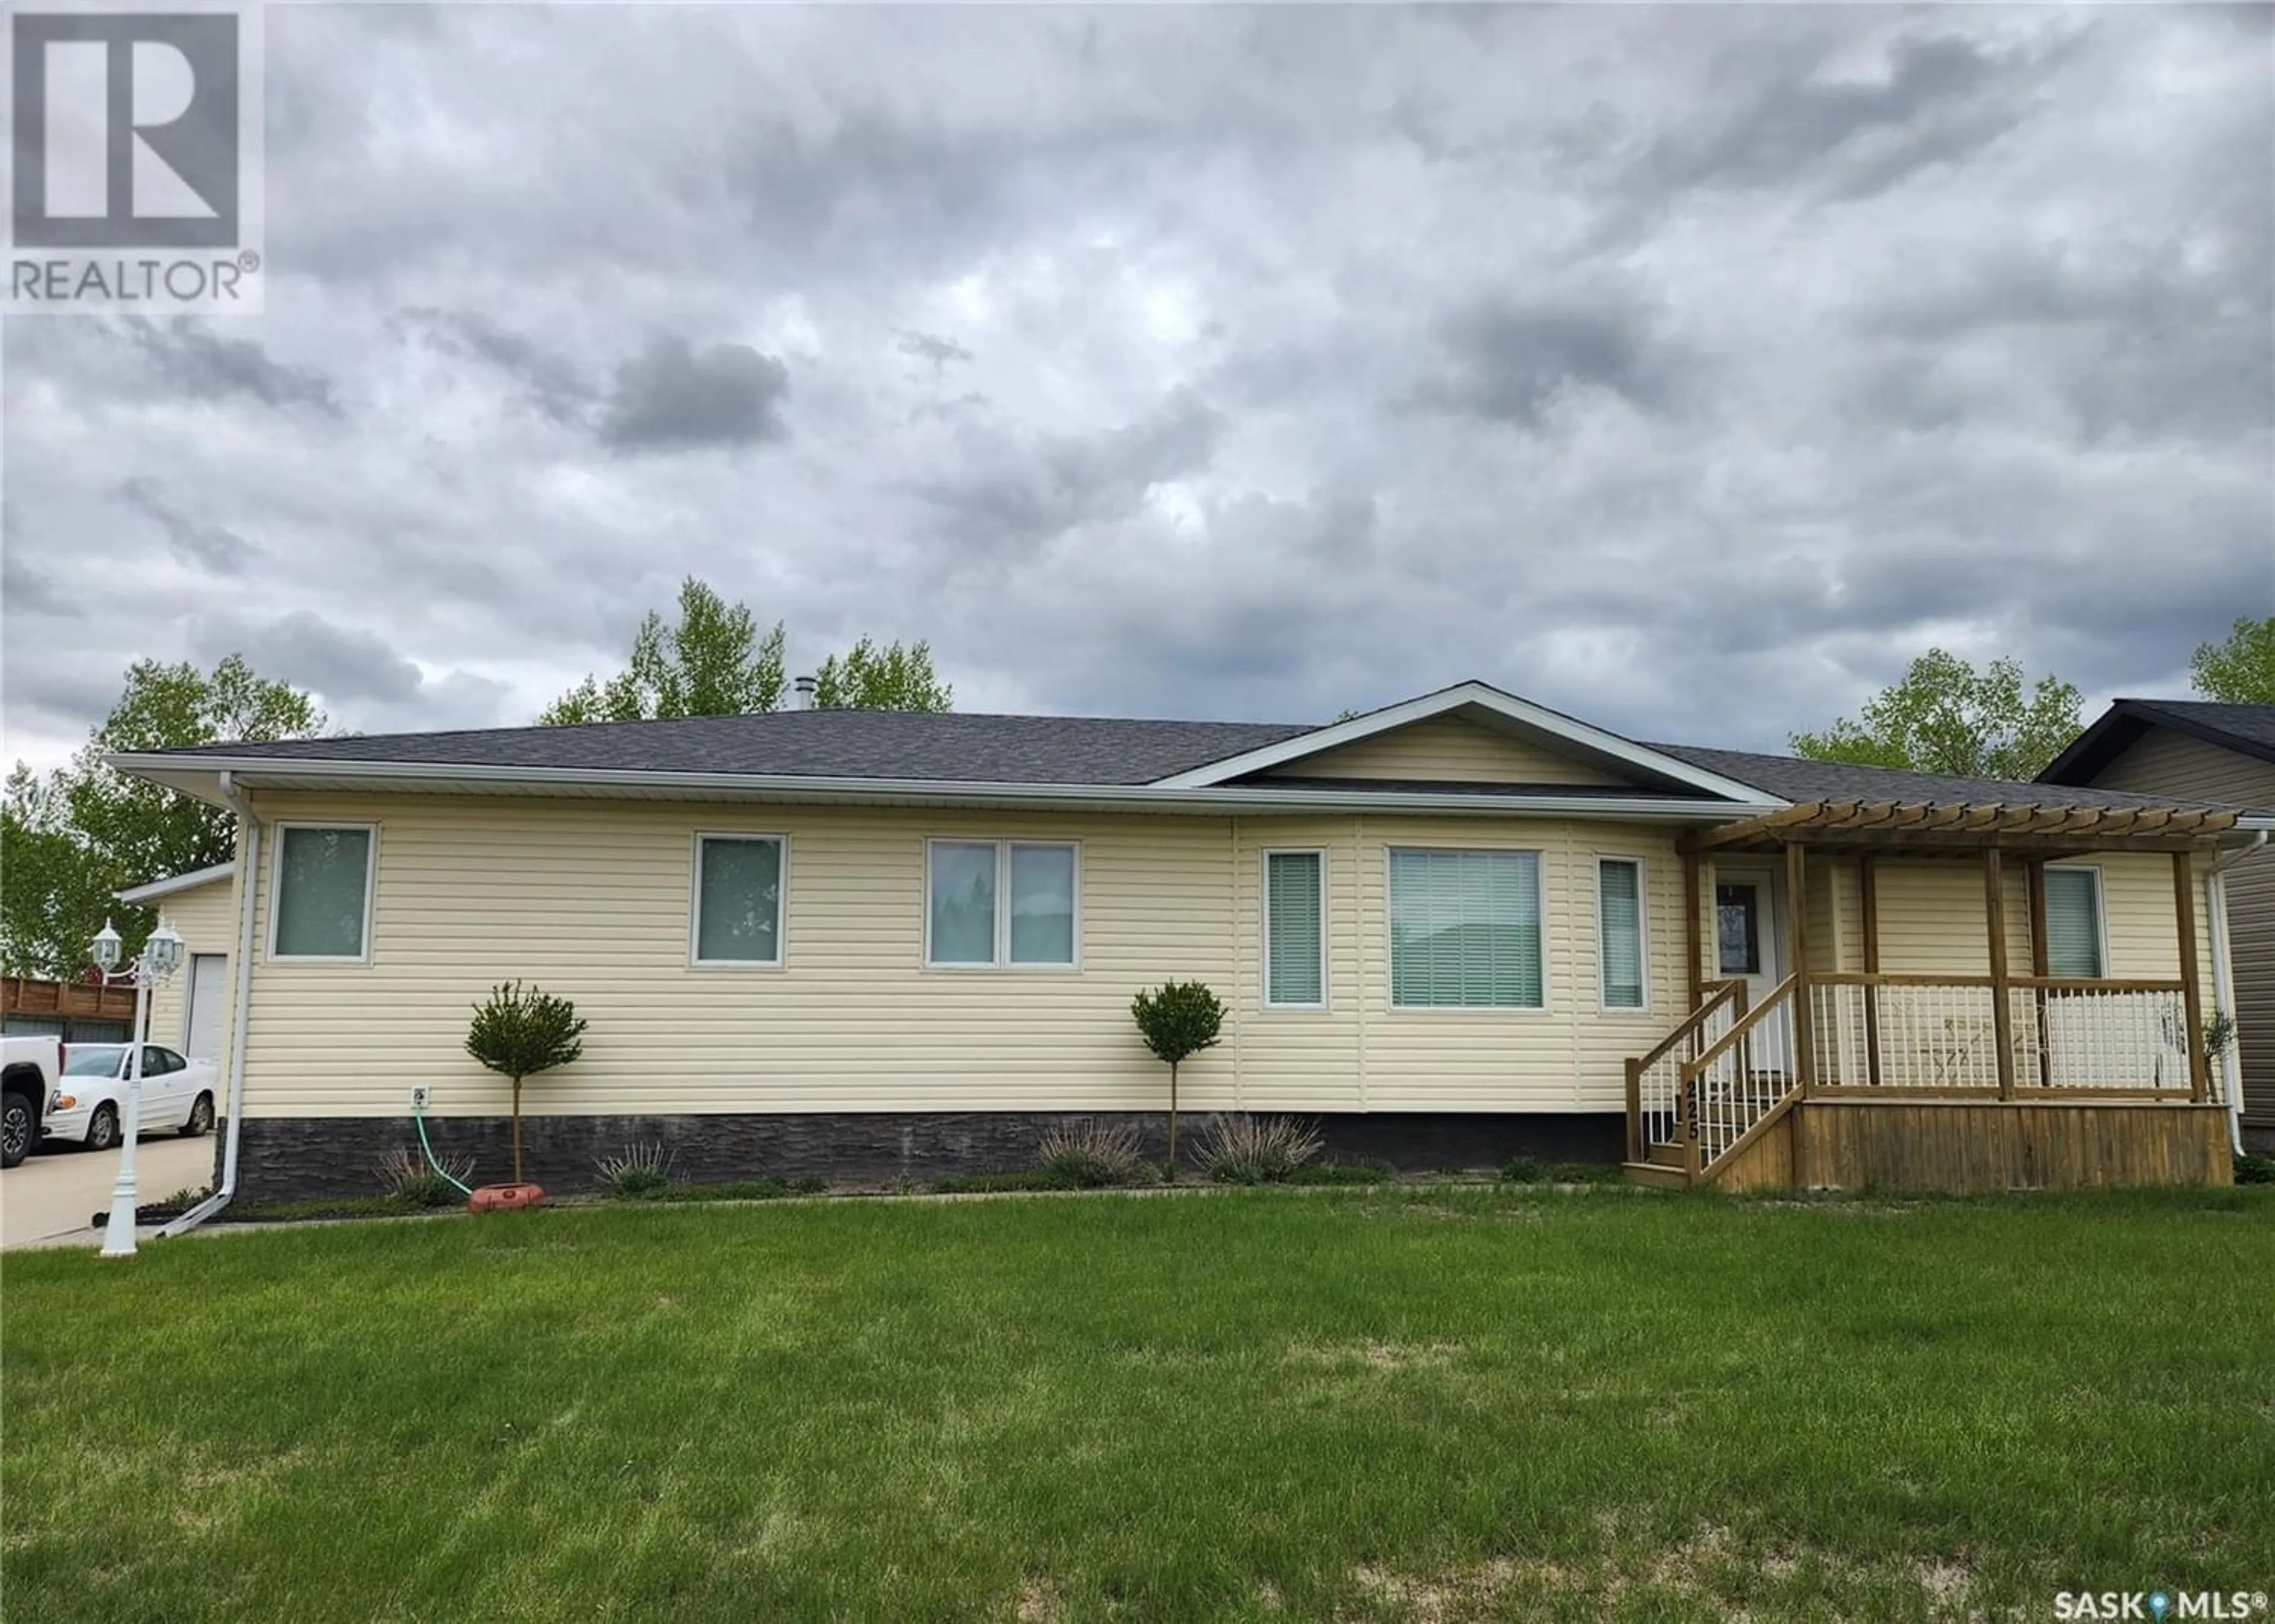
[117,320,342,416]
[597,336,792,451]
[115,479,259,576]
[897,329,974,373]
[912,387,1226,554]
[396,307,592,424]
[1413,294,1684,427]
[2,5,2268,766]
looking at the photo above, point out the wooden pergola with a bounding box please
[1674,800,2238,1105]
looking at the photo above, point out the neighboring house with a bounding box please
[1,974,137,1045]
[114,865,239,1065]
[109,681,2268,1202]
[2042,699,2275,1153]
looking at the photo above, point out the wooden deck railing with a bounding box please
[1680,974,1800,1176]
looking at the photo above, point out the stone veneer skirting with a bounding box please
[219,1111,1627,1203]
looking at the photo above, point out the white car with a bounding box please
[44,1045,218,1151]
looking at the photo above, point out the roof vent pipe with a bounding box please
[793,675,816,710]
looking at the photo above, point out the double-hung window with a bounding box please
[927,840,1077,968]
[1598,857,1646,1010]
[1264,850,1326,1008]
[270,824,376,961]
[692,835,786,965]
[1389,848,1544,1009]
[2042,865,2106,978]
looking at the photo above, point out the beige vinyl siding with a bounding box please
[2083,724,2275,1122]
[234,794,1693,1120]
[1264,715,1630,785]
[144,872,239,1056]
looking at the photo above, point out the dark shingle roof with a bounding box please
[144,705,2250,814]
[2040,698,2275,785]
[160,709,1315,786]
[1649,742,2245,814]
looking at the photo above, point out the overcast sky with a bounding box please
[5,4,2271,773]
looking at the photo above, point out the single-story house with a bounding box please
[110,681,2270,1208]
[2040,698,2275,1153]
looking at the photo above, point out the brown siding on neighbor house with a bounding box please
[2081,724,2275,1126]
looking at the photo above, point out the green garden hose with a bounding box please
[413,1095,475,1196]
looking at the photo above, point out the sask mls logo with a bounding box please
[6,3,264,312]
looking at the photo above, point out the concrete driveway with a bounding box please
[2,1134,218,1250]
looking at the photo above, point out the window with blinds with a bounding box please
[272,824,374,960]
[1598,858,1645,1009]
[1389,848,1543,1008]
[2042,866,2105,977]
[1264,851,1325,1007]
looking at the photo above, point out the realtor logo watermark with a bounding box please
[2055,1591,2268,1620]
[5,1,264,313]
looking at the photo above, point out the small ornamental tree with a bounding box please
[465,980,588,1185]
[1130,980,1224,1180]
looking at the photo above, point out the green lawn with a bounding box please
[5,1186,2271,1622]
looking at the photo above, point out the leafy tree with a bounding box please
[464,980,588,1185]
[1130,980,1224,1182]
[539,578,955,723]
[541,578,789,724]
[1789,649,2082,781]
[811,637,952,712]
[2190,617,2275,704]
[1,656,325,977]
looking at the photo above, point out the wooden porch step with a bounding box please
[1622,1161,1689,1189]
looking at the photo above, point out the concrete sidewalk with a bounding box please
[2,1135,217,1250]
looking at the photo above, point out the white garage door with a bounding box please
[185,954,228,1062]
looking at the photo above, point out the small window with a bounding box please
[1716,883,1761,976]
[272,825,374,960]
[1264,850,1325,1008]
[927,840,1078,968]
[1389,848,1543,1009]
[693,835,786,965]
[2043,866,2106,977]
[1598,858,1646,1010]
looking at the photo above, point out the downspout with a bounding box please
[2207,832,2266,1156]
[158,773,261,1238]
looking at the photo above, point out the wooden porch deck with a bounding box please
[1625,815,2236,1191]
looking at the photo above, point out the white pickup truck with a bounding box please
[1,1036,64,1169]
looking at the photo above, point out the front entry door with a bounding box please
[1714,869,1787,1074]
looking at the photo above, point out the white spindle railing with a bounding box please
[1802,978,2200,1096]
[1632,984,1740,1157]
[1684,985,1797,1168]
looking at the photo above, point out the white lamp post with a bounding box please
[94,919,184,1259]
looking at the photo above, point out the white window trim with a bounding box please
[688,832,790,970]
[265,820,379,965]
[1385,845,1551,1014]
[1595,853,1651,1014]
[1261,848,1329,1012]
[922,838,1082,971]
[2042,861,2111,979]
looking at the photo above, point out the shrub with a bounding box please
[1194,1114,1324,1184]
[643,1176,823,1203]
[2236,1153,2275,1186]
[1500,1156,1546,1185]
[376,1144,471,1208]
[596,1141,677,1198]
[1035,1119,1143,1188]
[1282,1160,1396,1187]
[1131,980,1224,1180]
[464,980,587,1185]
[934,1169,1075,1195]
